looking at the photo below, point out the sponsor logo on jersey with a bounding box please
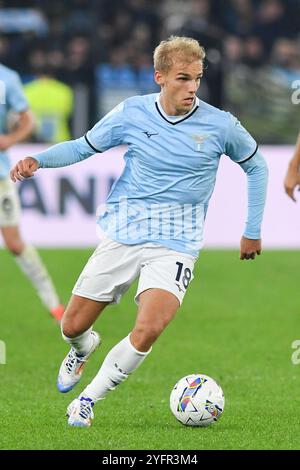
[142,131,159,138]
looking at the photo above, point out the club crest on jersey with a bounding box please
[190,134,209,151]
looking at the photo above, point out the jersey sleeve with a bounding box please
[240,149,268,239]
[224,114,258,164]
[6,71,29,113]
[35,136,95,168]
[85,101,125,153]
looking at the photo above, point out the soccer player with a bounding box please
[284,132,300,201]
[0,63,64,321]
[10,36,268,427]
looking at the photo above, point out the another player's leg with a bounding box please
[67,288,179,427]
[57,294,108,393]
[1,226,64,321]
[0,179,63,320]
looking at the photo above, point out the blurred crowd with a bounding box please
[0,0,300,143]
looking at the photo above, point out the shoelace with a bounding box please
[65,348,81,374]
[79,398,93,420]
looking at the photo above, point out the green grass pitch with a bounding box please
[0,248,299,450]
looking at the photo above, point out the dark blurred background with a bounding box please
[1,0,300,143]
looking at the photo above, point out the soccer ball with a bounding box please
[170,374,225,427]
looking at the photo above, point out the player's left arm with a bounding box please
[239,150,268,260]
[224,115,268,260]
[0,110,35,151]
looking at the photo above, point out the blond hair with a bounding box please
[153,36,206,72]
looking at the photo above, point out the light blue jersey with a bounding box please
[35,93,268,257]
[0,63,29,179]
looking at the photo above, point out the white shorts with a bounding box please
[0,177,21,227]
[73,237,196,306]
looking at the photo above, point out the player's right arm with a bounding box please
[10,136,96,181]
[284,132,300,202]
[10,155,39,181]
[10,101,125,182]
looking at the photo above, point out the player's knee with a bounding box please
[6,239,24,255]
[132,322,165,350]
[61,318,84,338]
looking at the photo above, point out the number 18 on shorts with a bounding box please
[72,237,196,306]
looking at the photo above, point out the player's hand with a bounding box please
[10,157,39,182]
[240,236,261,260]
[284,166,300,202]
[0,134,13,151]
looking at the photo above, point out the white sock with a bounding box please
[62,327,94,357]
[15,245,60,310]
[82,334,151,402]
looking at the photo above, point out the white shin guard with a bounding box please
[82,334,151,402]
